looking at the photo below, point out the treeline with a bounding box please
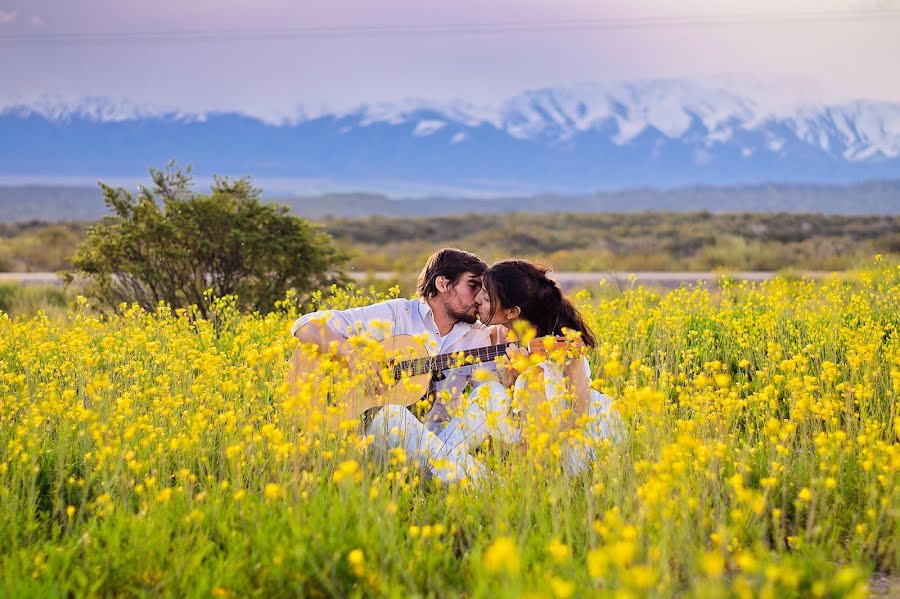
[2,212,899,274]
[324,212,900,272]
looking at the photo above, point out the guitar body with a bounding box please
[287,334,434,431]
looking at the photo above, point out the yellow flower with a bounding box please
[549,576,574,599]
[332,460,361,484]
[548,539,571,563]
[347,549,365,577]
[608,541,636,567]
[483,536,520,574]
[700,551,725,578]
[472,368,495,382]
[734,552,758,573]
[625,565,657,589]
[603,359,624,377]
[586,549,608,579]
[264,483,284,502]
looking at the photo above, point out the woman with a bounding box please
[467,259,623,475]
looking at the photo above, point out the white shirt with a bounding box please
[291,297,497,431]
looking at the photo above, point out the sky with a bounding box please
[1,0,899,121]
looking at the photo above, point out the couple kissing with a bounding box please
[289,248,623,484]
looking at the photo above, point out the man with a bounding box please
[290,247,505,483]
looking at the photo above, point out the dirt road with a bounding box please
[1,271,837,290]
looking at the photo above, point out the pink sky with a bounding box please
[1,0,899,119]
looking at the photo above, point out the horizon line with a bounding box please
[1,175,898,201]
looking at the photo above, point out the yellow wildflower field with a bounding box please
[1,260,897,597]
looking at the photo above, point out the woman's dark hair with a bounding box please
[416,248,488,299]
[483,259,596,347]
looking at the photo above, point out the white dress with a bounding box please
[454,325,624,476]
[511,357,623,475]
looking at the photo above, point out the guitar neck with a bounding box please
[392,343,511,378]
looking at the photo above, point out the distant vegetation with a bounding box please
[324,212,900,272]
[2,211,898,275]
[0,221,88,272]
[0,283,68,317]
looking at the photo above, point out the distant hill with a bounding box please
[286,181,900,218]
[1,180,898,223]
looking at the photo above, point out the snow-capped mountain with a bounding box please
[2,80,899,193]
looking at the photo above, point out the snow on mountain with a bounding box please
[5,80,899,160]
[3,95,197,123]
[798,101,900,160]
[333,80,900,161]
[1,79,899,192]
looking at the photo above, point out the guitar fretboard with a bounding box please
[391,343,511,379]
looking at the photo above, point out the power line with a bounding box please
[1,9,899,46]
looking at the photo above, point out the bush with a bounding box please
[65,163,347,316]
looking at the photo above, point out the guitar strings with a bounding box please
[390,338,575,381]
[392,343,510,380]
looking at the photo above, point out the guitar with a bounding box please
[287,332,583,431]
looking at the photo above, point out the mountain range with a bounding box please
[2,79,900,193]
[1,180,898,222]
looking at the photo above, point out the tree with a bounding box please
[67,163,347,316]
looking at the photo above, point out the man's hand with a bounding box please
[295,320,354,357]
[345,352,387,398]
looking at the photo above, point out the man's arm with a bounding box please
[287,315,357,398]
[294,317,353,358]
[291,299,398,355]
[287,300,403,394]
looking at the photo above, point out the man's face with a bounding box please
[441,272,483,325]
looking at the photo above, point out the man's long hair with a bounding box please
[416,248,487,299]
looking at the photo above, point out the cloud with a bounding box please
[450,132,467,144]
[412,119,446,137]
[0,9,16,23]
